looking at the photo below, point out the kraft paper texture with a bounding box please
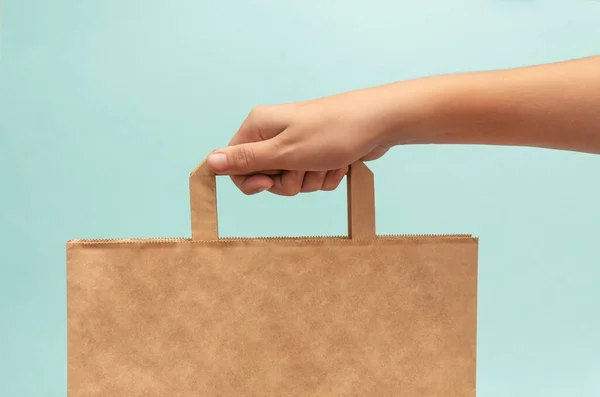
[67,160,478,396]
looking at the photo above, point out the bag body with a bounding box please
[67,161,478,396]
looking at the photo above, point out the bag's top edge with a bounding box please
[67,234,478,246]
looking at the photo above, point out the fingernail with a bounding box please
[208,152,228,173]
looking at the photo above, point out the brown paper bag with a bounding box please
[67,160,478,396]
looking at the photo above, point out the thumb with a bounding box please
[207,140,281,175]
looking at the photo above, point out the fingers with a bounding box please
[230,174,274,195]
[208,105,292,176]
[268,171,305,196]
[321,167,348,191]
[300,168,347,192]
[300,171,327,193]
[208,139,283,175]
[231,167,349,196]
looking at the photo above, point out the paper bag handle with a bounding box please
[189,159,376,241]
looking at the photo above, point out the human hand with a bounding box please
[207,87,403,196]
[209,55,600,191]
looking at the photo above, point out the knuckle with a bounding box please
[233,146,255,171]
[247,105,270,121]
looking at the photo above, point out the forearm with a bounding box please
[386,56,600,154]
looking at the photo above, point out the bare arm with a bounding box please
[398,55,600,153]
[208,56,600,195]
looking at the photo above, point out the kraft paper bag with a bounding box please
[67,159,478,396]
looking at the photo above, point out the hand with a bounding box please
[207,55,600,197]
[207,88,400,196]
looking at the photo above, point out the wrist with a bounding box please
[375,73,484,147]
[369,78,444,148]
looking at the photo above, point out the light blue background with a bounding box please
[1,1,600,396]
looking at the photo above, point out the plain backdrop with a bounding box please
[1,1,600,396]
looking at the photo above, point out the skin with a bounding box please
[207,55,600,196]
